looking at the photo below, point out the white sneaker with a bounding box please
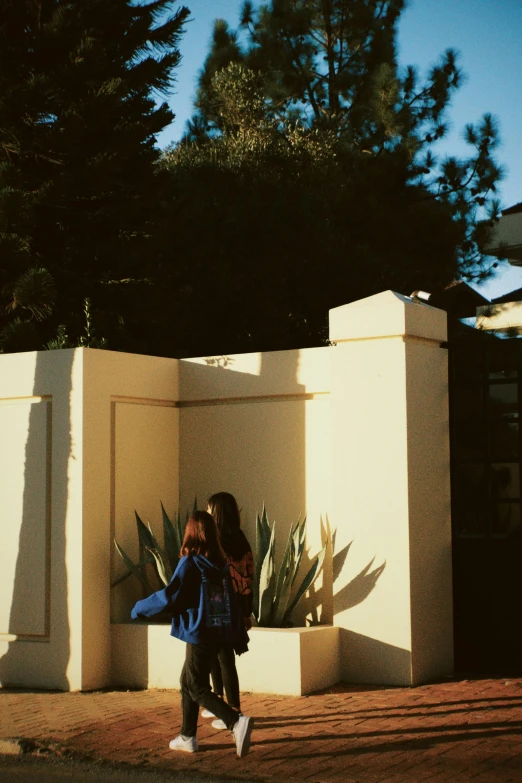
[232,714,254,757]
[169,734,199,753]
[211,718,227,730]
[201,709,215,718]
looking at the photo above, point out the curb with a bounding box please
[0,737,69,757]
[0,738,24,755]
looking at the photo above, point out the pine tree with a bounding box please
[189,0,503,281]
[158,1,505,355]
[0,0,189,352]
[161,62,466,355]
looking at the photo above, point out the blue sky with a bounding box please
[160,0,522,299]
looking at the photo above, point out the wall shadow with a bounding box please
[0,350,73,689]
[299,514,334,625]
[333,557,386,613]
[339,628,411,685]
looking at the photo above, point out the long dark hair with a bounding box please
[181,510,226,561]
[208,492,241,539]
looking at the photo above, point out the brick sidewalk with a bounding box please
[1,677,522,782]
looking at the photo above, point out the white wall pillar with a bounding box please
[329,291,453,686]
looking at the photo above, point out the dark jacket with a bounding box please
[130,554,249,649]
[221,528,254,618]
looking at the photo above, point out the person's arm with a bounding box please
[131,558,191,620]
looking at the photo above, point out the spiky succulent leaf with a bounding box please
[292,518,307,587]
[282,539,328,626]
[114,540,153,593]
[146,520,163,554]
[257,524,276,625]
[162,502,181,571]
[136,511,155,551]
[111,554,154,587]
[272,520,298,624]
[253,505,272,617]
[147,546,171,586]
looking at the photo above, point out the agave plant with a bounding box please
[252,506,327,628]
[113,502,194,595]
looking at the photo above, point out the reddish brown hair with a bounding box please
[181,510,226,561]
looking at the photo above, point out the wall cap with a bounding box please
[329,290,447,343]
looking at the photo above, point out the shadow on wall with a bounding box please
[333,542,386,614]
[0,350,73,689]
[303,531,386,627]
[299,514,333,625]
[339,628,411,685]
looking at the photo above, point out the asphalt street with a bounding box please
[0,755,249,783]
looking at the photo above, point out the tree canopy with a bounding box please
[0,0,504,358]
[0,0,189,353]
[160,0,503,354]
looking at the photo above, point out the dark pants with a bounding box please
[210,643,240,710]
[180,643,240,738]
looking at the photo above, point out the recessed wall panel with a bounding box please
[111,401,179,622]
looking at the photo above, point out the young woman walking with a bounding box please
[131,510,253,757]
[201,492,254,729]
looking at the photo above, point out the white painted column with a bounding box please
[329,291,453,686]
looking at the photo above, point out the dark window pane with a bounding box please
[451,347,483,384]
[491,463,520,499]
[451,386,484,459]
[452,419,485,460]
[452,386,483,420]
[488,383,518,419]
[452,464,487,537]
[491,502,521,538]
[488,341,520,380]
[490,421,519,460]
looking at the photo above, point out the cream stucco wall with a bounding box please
[0,348,179,690]
[178,348,333,624]
[1,290,453,692]
[81,349,179,689]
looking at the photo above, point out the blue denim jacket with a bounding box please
[131,554,248,648]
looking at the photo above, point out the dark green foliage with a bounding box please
[0,0,189,352]
[113,503,191,595]
[163,0,504,356]
[0,0,504,359]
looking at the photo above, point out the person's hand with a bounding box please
[244,615,253,630]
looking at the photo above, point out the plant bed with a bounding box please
[111,623,340,696]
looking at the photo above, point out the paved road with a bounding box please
[0,755,248,783]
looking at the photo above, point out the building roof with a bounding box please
[483,201,522,265]
[429,281,489,319]
[492,286,522,304]
[502,202,522,216]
